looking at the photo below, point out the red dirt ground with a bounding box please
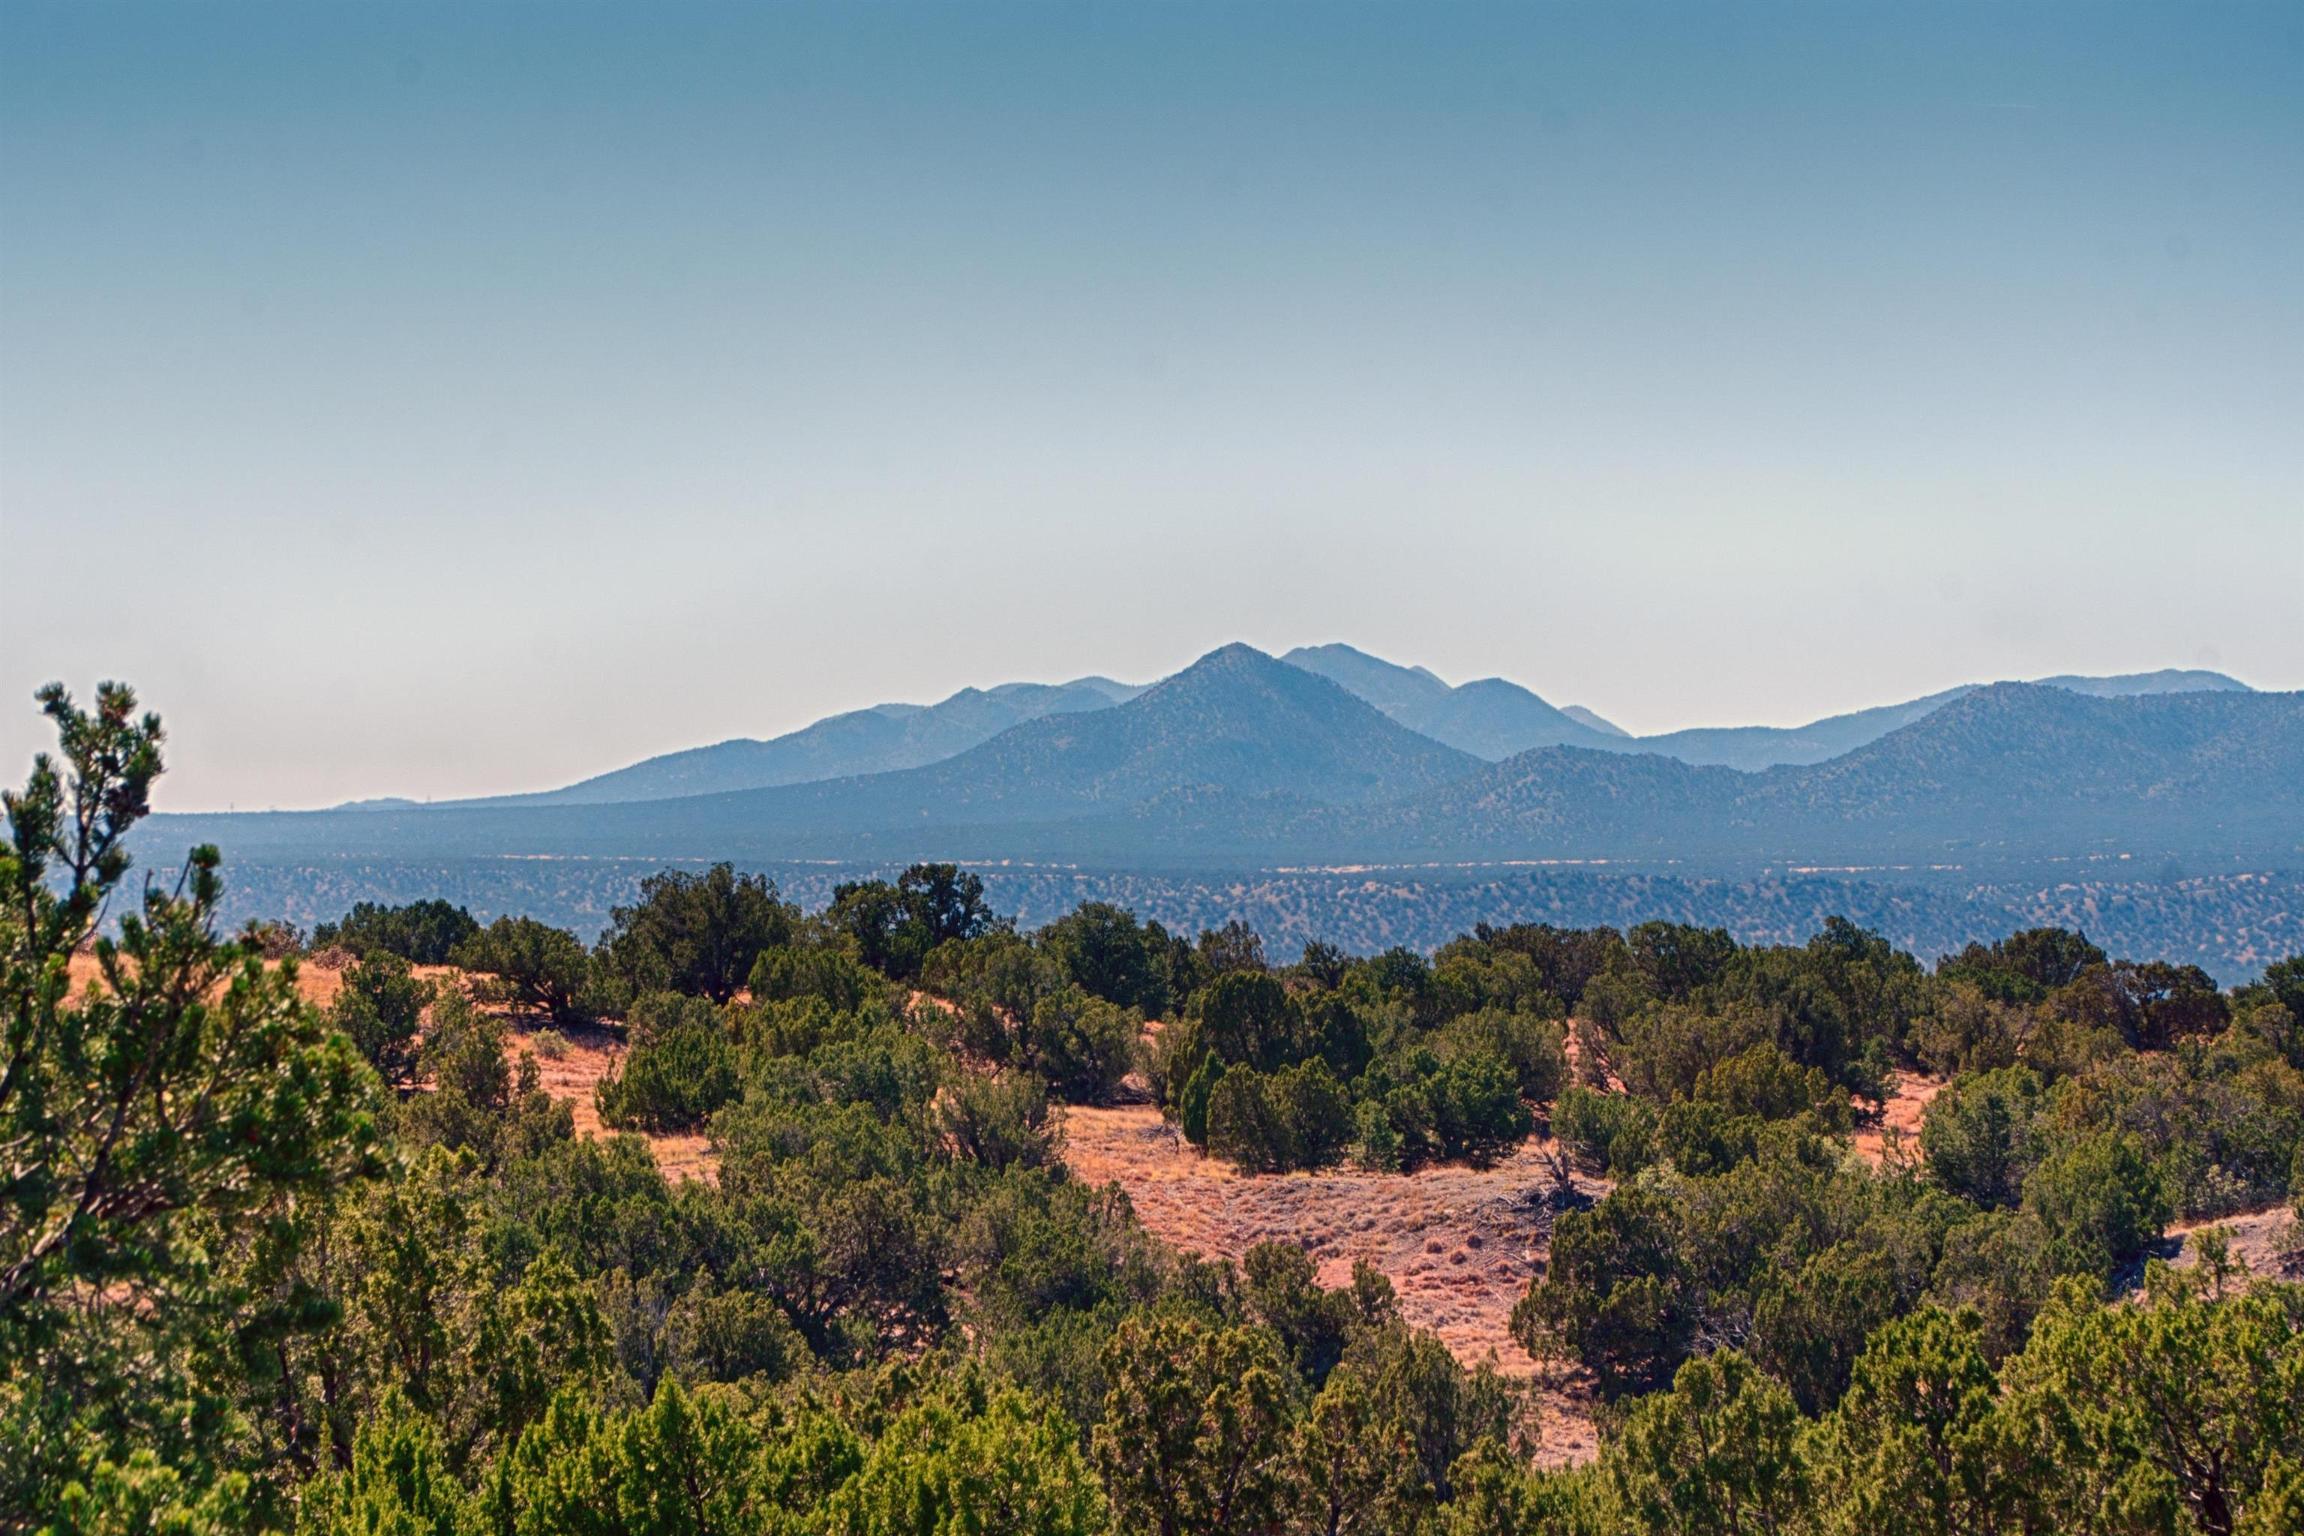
[61,953,718,1183]
[297,957,723,1182]
[1061,1101,1606,1466]
[67,957,2005,1462]
[1851,1070,1946,1167]
[501,1013,719,1183]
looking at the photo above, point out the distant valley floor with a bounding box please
[189,855,2302,983]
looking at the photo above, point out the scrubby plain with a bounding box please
[10,683,2304,1534]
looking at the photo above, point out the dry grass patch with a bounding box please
[2151,1206,2303,1288]
[484,1006,719,1184]
[66,950,348,1010]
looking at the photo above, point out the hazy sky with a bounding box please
[4,2,2299,810]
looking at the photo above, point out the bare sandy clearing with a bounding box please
[2154,1206,2301,1287]
[489,1011,719,1184]
[1851,1069,1946,1167]
[1061,1101,1604,1466]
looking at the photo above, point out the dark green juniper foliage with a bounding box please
[310,899,479,966]
[10,683,2304,1534]
[825,862,1001,981]
[328,951,435,1089]
[450,915,598,1027]
[1,684,377,1528]
[594,863,799,1006]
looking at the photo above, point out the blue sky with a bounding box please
[3,2,2299,808]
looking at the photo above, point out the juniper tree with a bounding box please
[0,683,377,1522]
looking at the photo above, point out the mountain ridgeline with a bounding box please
[148,644,2296,877]
[352,640,2260,810]
[459,675,1143,806]
[1281,644,2254,770]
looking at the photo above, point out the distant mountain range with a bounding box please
[1281,644,1619,759]
[156,644,2295,878]
[1279,644,2252,770]
[454,676,1142,806]
[1326,681,2299,866]
[1558,704,1629,738]
[381,642,2252,811]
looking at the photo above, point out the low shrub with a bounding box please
[2022,1130,2172,1273]
[1353,1098,1403,1172]
[329,951,435,1089]
[938,1071,1062,1172]
[314,898,481,965]
[1206,1059,1353,1173]
[1024,987,1140,1104]
[454,915,599,1026]
[597,1013,738,1131]
[1553,1084,1658,1178]
[749,943,885,1012]
[1206,1070,1292,1172]
[1426,1049,1530,1165]
[1437,1009,1567,1102]
[625,990,722,1045]
[246,919,307,960]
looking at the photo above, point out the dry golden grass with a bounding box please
[496,1011,719,1183]
[65,949,351,1009]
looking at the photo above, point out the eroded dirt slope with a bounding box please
[1062,1102,1605,1466]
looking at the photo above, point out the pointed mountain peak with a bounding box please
[1148,643,1346,707]
[1196,641,1278,668]
[1149,643,1285,691]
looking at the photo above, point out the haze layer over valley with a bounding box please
[141,643,2299,981]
